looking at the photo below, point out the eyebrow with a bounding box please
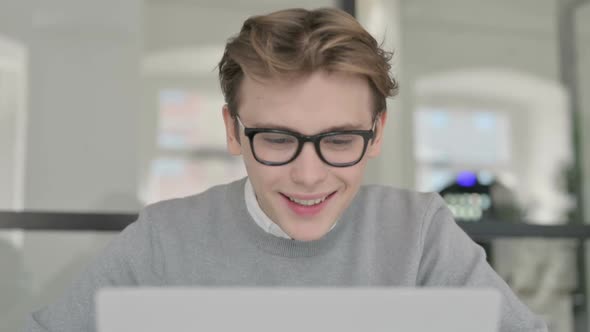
[249,122,369,133]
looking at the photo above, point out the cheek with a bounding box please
[243,158,283,187]
[332,165,365,188]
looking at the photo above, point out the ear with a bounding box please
[222,105,242,156]
[366,111,387,158]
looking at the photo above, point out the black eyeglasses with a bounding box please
[235,116,376,167]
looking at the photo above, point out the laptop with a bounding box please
[96,287,501,332]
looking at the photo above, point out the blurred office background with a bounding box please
[0,0,589,331]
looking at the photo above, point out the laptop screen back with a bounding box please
[96,287,500,332]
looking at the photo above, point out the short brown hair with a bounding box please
[218,7,398,118]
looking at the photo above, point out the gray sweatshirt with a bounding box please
[25,178,547,332]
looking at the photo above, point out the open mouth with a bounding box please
[281,191,336,206]
[279,191,337,217]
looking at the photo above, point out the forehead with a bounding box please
[237,71,373,134]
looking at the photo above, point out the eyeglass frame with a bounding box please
[234,115,377,167]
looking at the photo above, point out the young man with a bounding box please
[26,7,547,332]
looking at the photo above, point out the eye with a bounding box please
[326,138,353,145]
[264,137,292,144]
[255,133,297,147]
[324,135,355,145]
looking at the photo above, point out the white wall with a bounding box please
[576,3,590,222]
[0,0,144,212]
[356,0,415,188]
[0,37,27,210]
[23,0,142,212]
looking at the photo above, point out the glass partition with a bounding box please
[0,0,338,214]
[0,230,116,332]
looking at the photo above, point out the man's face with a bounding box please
[223,71,386,241]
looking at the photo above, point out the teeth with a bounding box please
[288,196,327,206]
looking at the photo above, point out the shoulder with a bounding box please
[355,184,447,221]
[138,178,245,233]
[146,180,237,216]
[347,184,452,239]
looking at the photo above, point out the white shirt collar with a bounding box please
[244,178,292,239]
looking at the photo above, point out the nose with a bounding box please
[289,142,328,188]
